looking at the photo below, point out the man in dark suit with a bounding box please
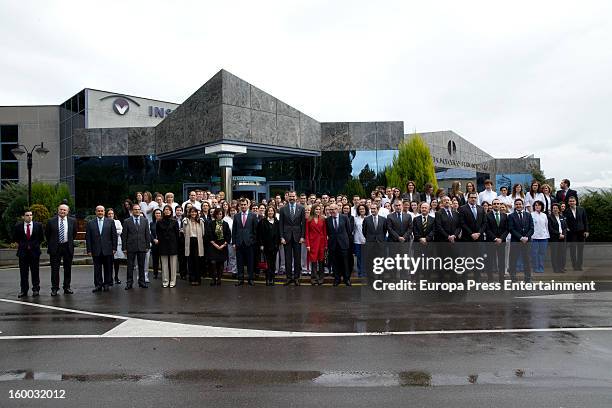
[121,203,151,289]
[457,192,487,281]
[413,202,435,280]
[508,198,534,282]
[485,198,509,283]
[279,191,305,285]
[45,204,77,296]
[435,196,461,243]
[564,196,589,271]
[86,205,118,292]
[435,196,461,282]
[386,200,412,243]
[548,203,568,273]
[555,178,579,206]
[326,204,352,286]
[363,204,387,243]
[232,198,259,286]
[14,209,44,298]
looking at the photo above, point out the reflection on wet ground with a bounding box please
[2,367,612,388]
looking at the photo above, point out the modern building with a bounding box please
[0,69,541,215]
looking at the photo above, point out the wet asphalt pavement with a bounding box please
[1,265,612,407]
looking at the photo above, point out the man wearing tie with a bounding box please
[86,205,118,292]
[45,204,77,296]
[555,179,579,206]
[232,198,258,286]
[121,204,151,289]
[413,202,435,280]
[362,204,387,243]
[435,196,461,282]
[386,200,413,243]
[14,209,44,298]
[564,196,589,271]
[458,192,487,281]
[508,198,534,282]
[325,204,352,286]
[485,198,509,283]
[279,191,306,286]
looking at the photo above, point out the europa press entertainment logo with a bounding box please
[113,98,130,115]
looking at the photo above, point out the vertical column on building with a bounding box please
[218,153,234,202]
[204,144,247,203]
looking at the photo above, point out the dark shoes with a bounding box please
[294,280,300,286]
[235,281,244,286]
[210,279,217,286]
[51,289,58,296]
[64,288,74,294]
[18,292,27,298]
[247,280,254,286]
[125,284,133,290]
[138,283,149,288]
[102,286,110,292]
[114,277,122,284]
[284,280,294,286]
[92,287,103,293]
[345,280,352,287]
[32,291,39,297]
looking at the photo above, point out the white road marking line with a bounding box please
[2,298,612,339]
[0,299,128,320]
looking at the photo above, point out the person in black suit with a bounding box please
[257,206,281,286]
[564,196,589,271]
[121,203,151,289]
[14,209,44,298]
[206,208,231,286]
[508,198,534,282]
[400,180,420,203]
[386,200,413,243]
[413,202,435,280]
[279,191,305,285]
[363,204,387,243]
[45,204,77,296]
[435,196,461,282]
[420,183,435,204]
[555,178,579,206]
[325,204,352,286]
[548,203,568,273]
[86,205,118,292]
[485,198,509,283]
[232,198,259,286]
[457,192,486,281]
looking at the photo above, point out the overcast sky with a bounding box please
[1,1,610,187]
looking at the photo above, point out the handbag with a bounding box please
[257,252,268,271]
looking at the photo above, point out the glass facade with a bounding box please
[0,125,19,187]
[60,90,86,194]
[74,155,219,215]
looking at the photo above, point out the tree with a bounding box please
[358,164,376,194]
[342,178,366,199]
[385,134,438,192]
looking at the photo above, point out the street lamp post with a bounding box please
[11,143,50,207]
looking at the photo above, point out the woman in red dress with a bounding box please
[305,204,327,285]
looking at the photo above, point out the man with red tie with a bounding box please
[555,179,579,206]
[14,209,44,298]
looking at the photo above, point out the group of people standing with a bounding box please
[14,177,590,297]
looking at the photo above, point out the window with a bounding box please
[0,125,19,187]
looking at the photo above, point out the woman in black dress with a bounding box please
[150,208,162,279]
[156,205,180,288]
[206,208,231,286]
[257,206,281,286]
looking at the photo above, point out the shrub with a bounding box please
[580,189,612,242]
[29,204,51,224]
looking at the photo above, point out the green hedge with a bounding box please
[581,189,612,242]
